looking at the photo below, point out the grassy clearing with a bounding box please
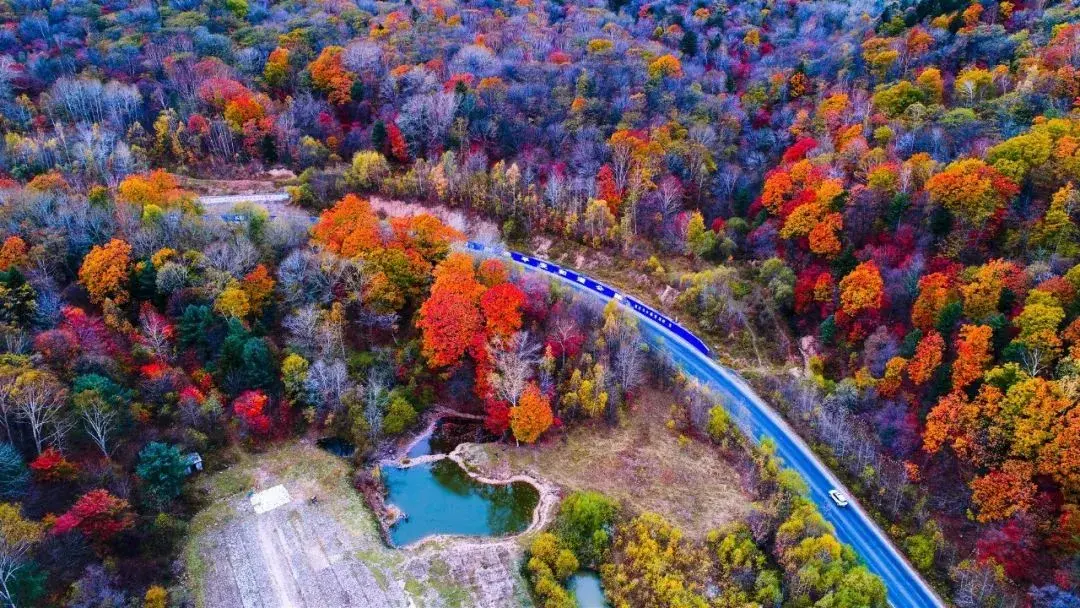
[475,387,750,538]
[203,441,385,535]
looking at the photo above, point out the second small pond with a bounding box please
[567,570,610,607]
[384,458,539,547]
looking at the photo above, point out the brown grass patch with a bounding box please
[475,387,751,538]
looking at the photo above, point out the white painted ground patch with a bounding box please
[250,484,291,514]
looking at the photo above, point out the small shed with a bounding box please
[184,452,203,475]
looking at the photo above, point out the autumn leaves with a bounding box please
[416,252,554,444]
[311,194,554,444]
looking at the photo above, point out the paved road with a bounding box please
[199,192,317,223]
[467,242,944,608]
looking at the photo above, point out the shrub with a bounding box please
[706,406,732,445]
[382,396,418,436]
[346,150,390,190]
[554,549,579,580]
[135,442,189,507]
[554,491,618,566]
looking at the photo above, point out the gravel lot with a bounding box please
[186,442,534,608]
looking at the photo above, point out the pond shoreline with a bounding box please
[363,415,561,551]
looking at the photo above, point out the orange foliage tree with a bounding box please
[389,213,463,264]
[877,356,907,397]
[924,380,1012,467]
[510,382,553,443]
[807,212,843,257]
[969,460,1037,523]
[759,169,793,214]
[223,95,265,129]
[78,239,133,306]
[924,390,982,462]
[925,158,1018,225]
[312,198,462,315]
[309,46,355,105]
[838,261,884,315]
[951,324,993,390]
[1042,407,1080,494]
[116,170,194,210]
[911,273,954,331]
[0,236,27,271]
[311,194,383,258]
[907,331,944,385]
[477,259,510,287]
[430,253,482,294]
[242,265,275,315]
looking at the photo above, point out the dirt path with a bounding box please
[368,197,500,241]
[194,192,503,242]
[254,509,306,607]
[198,192,316,222]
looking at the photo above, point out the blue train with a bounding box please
[465,241,712,357]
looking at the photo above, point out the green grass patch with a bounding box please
[405,578,425,606]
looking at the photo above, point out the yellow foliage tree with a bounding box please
[215,283,251,319]
[117,170,194,210]
[144,586,167,608]
[648,55,683,79]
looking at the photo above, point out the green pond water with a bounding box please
[567,571,610,607]
[384,458,539,546]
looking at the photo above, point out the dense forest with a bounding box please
[1,0,1080,603]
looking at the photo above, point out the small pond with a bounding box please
[567,571,610,608]
[317,437,356,458]
[383,458,539,547]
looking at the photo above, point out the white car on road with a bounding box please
[829,489,849,507]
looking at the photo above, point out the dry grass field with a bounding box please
[471,387,751,538]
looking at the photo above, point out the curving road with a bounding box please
[467,241,944,608]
